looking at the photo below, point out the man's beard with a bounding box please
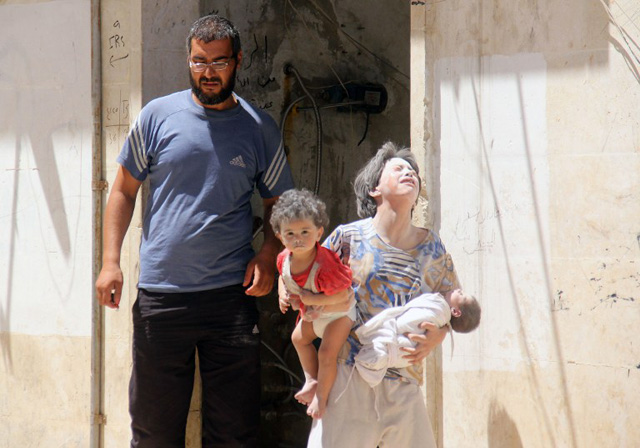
[190,68,236,106]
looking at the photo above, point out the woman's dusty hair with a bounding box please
[186,14,241,55]
[353,141,421,218]
[270,189,330,234]
[450,295,481,333]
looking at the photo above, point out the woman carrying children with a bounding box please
[270,189,355,419]
[302,142,461,448]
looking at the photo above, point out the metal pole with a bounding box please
[90,0,106,446]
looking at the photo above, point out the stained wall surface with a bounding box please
[411,1,639,447]
[0,1,93,446]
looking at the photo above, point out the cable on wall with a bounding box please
[283,63,324,195]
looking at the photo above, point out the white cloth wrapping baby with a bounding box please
[354,293,451,387]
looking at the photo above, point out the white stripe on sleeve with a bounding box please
[265,154,286,191]
[263,142,286,188]
[129,122,148,173]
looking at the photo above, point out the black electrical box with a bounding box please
[324,82,388,114]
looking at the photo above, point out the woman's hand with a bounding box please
[401,322,449,365]
[298,287,353,307]
[277,277,291,313]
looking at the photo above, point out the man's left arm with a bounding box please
[244,196,281,296]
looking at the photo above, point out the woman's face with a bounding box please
[372,157,420,203]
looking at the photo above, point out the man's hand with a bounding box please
[244,196,281,297]
[95,261,123,309]
[243,251,277,296]
[401,322,448,365]
[95,165,141,310]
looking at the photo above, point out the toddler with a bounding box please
[270,189,355,419]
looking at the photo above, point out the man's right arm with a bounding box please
[95,165,142,309]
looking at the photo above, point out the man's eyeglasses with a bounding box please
[189,58,234,72]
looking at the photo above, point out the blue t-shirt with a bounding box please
[117,90,294,292]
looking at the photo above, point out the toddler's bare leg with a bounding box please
[291,319,319,405]
[307,315,353,419]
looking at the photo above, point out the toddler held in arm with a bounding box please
[271,189,355,419]
[355,288,481,387]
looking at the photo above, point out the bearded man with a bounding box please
[95,14,293,448]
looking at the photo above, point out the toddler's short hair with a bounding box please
[270,189,330,234]
[450,295,481,333]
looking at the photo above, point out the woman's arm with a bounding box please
[297,287,352,306]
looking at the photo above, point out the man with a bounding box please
[95,14,294,448]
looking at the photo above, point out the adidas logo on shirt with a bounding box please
[229,155,246,168]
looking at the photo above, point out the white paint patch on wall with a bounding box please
[435,53,553,372]
[0,1,92,337]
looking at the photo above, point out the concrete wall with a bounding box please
[0,1,93,446]
[411,1,639,447]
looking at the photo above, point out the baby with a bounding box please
[355,289,481,387]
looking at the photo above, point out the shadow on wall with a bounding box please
[430,2,631,447]
[0,34,75,370]
[487,400,523,448]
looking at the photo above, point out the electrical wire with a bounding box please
[261,339,300,406]
[284,64,323,195]
[357,112,370,146]
[296,101,364,111]
[600,0,640,68]
[280,96,306,137]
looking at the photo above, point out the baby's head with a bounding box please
[445,289,481,333]
[270,189,330,253]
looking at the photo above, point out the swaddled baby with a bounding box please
[354,289,480,387]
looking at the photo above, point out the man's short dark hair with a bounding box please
[186,14,241,55]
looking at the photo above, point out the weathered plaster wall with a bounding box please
[412,1,639,447]
[0,1,93,446]
[100,2,141,446]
